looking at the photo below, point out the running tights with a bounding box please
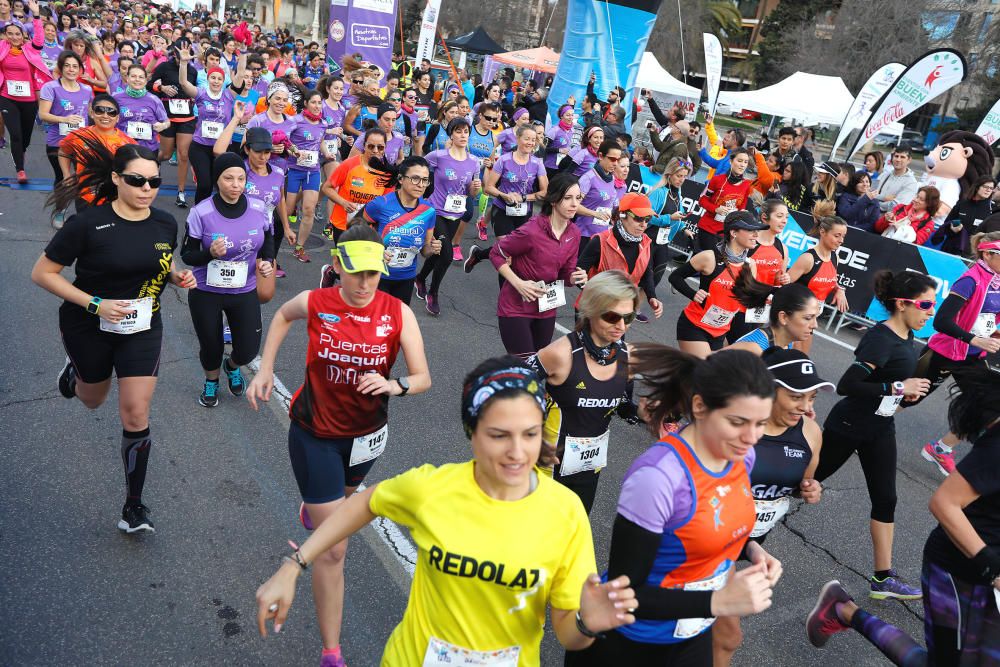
[498,316,556,361]
[643,226,673,287]
[188,141,216,204]
[815,426,897,523]
[0,97,38,171]
[188,289,262,371]
[121,427,151,503]
[565,626,712,666]
[46,145,61,188]
[416,216,459,294]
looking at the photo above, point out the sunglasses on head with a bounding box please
[896,298,935,311]
[118,172,162,188]
[93,105,119,116]
[600,310,636,325]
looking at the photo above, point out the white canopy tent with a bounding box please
[717,71,854,125]
[633,52,701,100]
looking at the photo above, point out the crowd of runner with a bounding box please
[8,1,1000,665]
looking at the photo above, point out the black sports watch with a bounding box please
[87,296,102,315]
[395,376,410,396]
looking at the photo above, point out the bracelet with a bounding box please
[284,540,309,571]
[575,610,604,639]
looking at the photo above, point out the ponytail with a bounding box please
[732,264,775,309]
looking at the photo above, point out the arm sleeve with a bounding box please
[576,235,602,272]
[549,507,598,611]
[668,260,700,300]
[258,229,275,262]
[181,229,213,266]
[933,292,974,343]
[705,121,719,147]
[873,213,890,234]
[699,179,720,214]
[753,151,775,190]
[646,98,669,127]
[913,217,935,246]
[490,226,532,269]
[639,263,657,302]
[698,147,721,169]
[835,361,887,399]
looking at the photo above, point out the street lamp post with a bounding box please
[311,0,322,42]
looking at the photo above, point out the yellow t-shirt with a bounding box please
[369,461,596,666]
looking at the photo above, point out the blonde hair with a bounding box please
[575,270,640,332]
[663,157,690,178]
[971,231,1000,257]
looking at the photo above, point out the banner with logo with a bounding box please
[414,0,442,66]
[325,0,398,83]
[830,62,905,158]
[974,97,1000,146]
[703,33,723,118]
[847,49,967,159]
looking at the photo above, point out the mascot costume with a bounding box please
[923,130,995,222]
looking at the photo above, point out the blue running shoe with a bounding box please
[224,358,245,396]
[870,569,921,600]
[199,379,220,407]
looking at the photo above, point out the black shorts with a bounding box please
[287,421,380,504]
[491,206,531,237]
[59,307,163,383]
[160,118,196,138]
[676,312,726,350]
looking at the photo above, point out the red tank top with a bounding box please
[683,260,745,338]
[748,239,785,286]
[798,249,839,301]
[289,288,403,438]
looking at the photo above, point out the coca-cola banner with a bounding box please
[974,97,1000,146]
[847,49,966,158]
[830,62,904,159]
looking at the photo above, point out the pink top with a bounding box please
[1,50,35,101]
[141,50,167,71]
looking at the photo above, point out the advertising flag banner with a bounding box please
[326,0,398,82]
[974,97,1000,146]
[703,33,723,117]
[414,0,442,66]
[830,62,905,158]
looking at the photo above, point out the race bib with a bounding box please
[673,565,731,639]
[58,121,81,136]
[971,312,997,339]
[349,424,388,466]
[236,123,248,136]
[422,637,520,667]
[556,152,567,165]
[126,121,152,140]
[505,201,528,217]
[444,193,467,215]
[206,259,249,289]
[99,297,153,335]
[168,98,191,114]
[745,304,771,324]
[537,280,566,313]
[5,79,29,96]
[700,304,736,328]
[296,150,319,168]
[750,496,791,538]
[560,431,609,476]
[322,139,338,156]
[656,226,670,245]
[201,120,224,139]
[875,394,903,417]
[386,246,418,269]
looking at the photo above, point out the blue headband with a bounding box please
[461,367,545,438]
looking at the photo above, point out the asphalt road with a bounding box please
[0,132,949,666]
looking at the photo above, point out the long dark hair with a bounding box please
[48,139,159,211]
[541,173,580,216]
[631,345,774,435]
[872,269,937,313]
[390,155,434,198]
[948,366,1000,440]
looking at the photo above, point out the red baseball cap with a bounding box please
[619,192,655,217]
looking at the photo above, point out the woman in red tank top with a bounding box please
[788,213,849,354]
[748,200,790,288]
[246,223,431,666]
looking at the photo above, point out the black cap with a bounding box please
[762,348,834,393]
[724,209,769,232]
[245,127,273,152]
[815,161,841,177]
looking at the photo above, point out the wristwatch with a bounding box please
[891,381,905,397]
[395,376,410,396]
[87,296,102,315]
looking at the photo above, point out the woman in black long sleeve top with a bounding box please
[930,176,995,256]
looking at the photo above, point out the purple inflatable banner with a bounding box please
[326,0,397,82]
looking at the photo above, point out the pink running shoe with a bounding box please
[921,442,956,477]
[476,217,488,241]
[806,580,853,647]
[452,246,463,262]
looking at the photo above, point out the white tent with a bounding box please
[717,71,854,125]
[633,52,701,99]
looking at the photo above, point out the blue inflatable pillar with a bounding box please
[548,0,662,128]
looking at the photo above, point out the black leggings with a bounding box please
[552,467,600,515]
[565,625,713,666]
[815,425,897,523]
[189,140,216,204]
[187,288,262,372]
[0,97,38,171]
[911,348,978,406]
[416,215,459,294]
[378,277,414,305]
[272,209,288,258]
[643,225,674,286]
[497,316,556,361]
[46,145,62,188]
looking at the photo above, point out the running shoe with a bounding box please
[464,244,483,273]
[921,442,956,477]
[275,265,286,279]
[58,356,76,399]
[806,580,852,648]
[52,210,65,229]
[16,170,27,184]
[452,246,463,262]
[425,292,440,316]
[319,651,346,667]
[223,325,232,344]
[320,264,337,289]
[635,311,649,323]
[199,379,220,408]
[288,214,298,226]
[476,217,488,241]
[322,226,335,241]
[869,570,921,600]
[299,502,314,531]
[175,192,187,208]
[414,275,427,300]
[118,502,154,533]
[225,358,246,396]
[168,153,178,165]
[293,246,311,263]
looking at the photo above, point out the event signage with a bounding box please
[847,49,966,158]
[830,62,904,158]
[703,33,723,117]
[414,0,442,66]
[974,97,1000,146]
[325,0,397,82]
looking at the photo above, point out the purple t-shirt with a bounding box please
[425,148,479,218]
[544,125,573,169]
[576,168,618,236]
[186,196,274,294]
[618,434,757,534]
[192,87,236,146]
[358,129,406,165]
[495,127,518,154]
[288,115,326,172]
[570,146,598,176]
[114,91,169,151]
[40,42,62,71]
[246,111,297,171]
[39,81,92,147]
[322,99,347,152]
[245,163,285,218]
[490,152,545,210]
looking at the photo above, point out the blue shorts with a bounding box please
[287,421,379,504]
[286,168,321,194]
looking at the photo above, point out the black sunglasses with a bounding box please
[482,115,498,123]
[93,105,119,116]
[600,310,636,325]
[118,172,163,188]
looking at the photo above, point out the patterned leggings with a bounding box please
[851,561,1000,666]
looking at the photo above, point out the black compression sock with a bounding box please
[873,569,892,580]
[121,427,152,505]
